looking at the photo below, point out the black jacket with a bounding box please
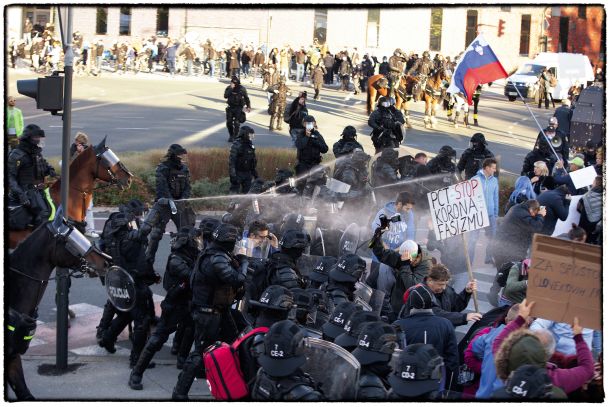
[553,105,572,137]
[379,62,390,76]
[163,250,196,297]
[333,138,363,158]
[371,159,399,187]
[229,138,258,177]
[224,84,251,109]
[493,202,544,261]
[155,157,191,200]
[287,99,308,130]
[536,187,570,235]
[267,252,305,290]
[430,281,472,326]
[457,146,494,180]
[521,147,557,178]
[294,130,328,165]
[8,140,55,198]
[251,368,323,401]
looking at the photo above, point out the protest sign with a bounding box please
[427,179,489,240]
[552,195,582,237]
[526,234,601,330]
[569,165,597,190]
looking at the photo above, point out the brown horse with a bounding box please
[366,74,389,115]
[8,136,132,249]
[419,68,448,129]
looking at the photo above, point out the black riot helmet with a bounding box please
[321,302,361,341]
[21,124,46,140]
[438,145,456,159]
[377,96,390,107]
[329,253,366,283]
[351,149,371,166]
[257,320,307,377]
[352,321,398,366]
[171,226,200,256]
[342,125,357,140]
[237,125,255,141]
[289,288,319,325]
[380,148,399,164]
[470,133,487,151]
[275,168,294,185]
[334,311,381,351]
[122,199,146,217]
[212,224,239,253]
[280,213,305,235]
[279,229,311,249]
[109,212,133,234]
[309,256,337,284]
[249,285,295,312]
[231,75,241,86]
[168,143,187,157]
[198,217,221,241]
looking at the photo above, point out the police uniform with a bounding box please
[225,77,251,142]
[145,144,193,263]
[407,52,435,78]
[8,124,56,229]
[332,150,372,212]
[128,227,199,390]
[172,224,246,400]
[267,78,291,131]
[229,126,258,194]
[368,98,404,153]
[388,49,407,99]
[326,254,366,308]
[267,229,311,290]
[457,133,495,180]
[294,117,328,180]
[472,85,482,125]
[333,126,364,158]
[371,148,400,187]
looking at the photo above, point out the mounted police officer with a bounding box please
[457,133,495,180]
[145,144,194,264]
[333,125,364,158]
[229,126,258,194]
[128,226,200,390]
[369,97,404,153]
[407,50,435,78]
[97,209,160,368]
[267,229,311,289]
[172,223,247,400]
[8,124,56,229]
[388,48,407,100]
[268,76,291,131]
[251,320,324,400]
[225,75,251,142]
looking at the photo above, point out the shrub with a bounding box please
[94,175,154,206]
[498,174,518,216]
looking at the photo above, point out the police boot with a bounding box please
[473,113,479,126]
[128,348,156,390]
[464,113,470,128]
[98,331,117,354]
[172,366,196,401]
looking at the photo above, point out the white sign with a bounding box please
[552,195,582,237]
[569,166,597,190]
[427,179,490,240]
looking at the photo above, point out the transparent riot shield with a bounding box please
[354,281,385,316]
[339,223,361,255]
[104,266,136,312]
[310,227,326,256]
[303,216,317,255]
[303,338,360,400]
[326,177,351,194]
[234,237,271,259]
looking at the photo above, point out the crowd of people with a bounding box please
[7,22,604,402]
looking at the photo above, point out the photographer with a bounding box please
[369,220,432,316]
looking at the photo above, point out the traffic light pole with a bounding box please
[56,6,74,371]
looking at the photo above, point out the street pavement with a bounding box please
[10,209,499,401]
[7,67,555,176]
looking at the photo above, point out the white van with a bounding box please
[504,52,594,101]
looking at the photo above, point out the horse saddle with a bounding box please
[9,205,34,231]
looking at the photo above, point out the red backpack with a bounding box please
[203,326,269,400]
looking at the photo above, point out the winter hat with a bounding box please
[404,284,435,310]
[569,157,585,168]
[507,335,547,374]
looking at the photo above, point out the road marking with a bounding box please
[115,127,149,130]
[49,125,83,129]
[118,116,145,119]
[178,108,266,144]
[176,118,210,122]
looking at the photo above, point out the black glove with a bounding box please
[20,192,31,207]
[48,167,57,177]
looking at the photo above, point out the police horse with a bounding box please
[415,67,448,129]
[7,211,112,400]
[8,137,132,249]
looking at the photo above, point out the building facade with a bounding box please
[7,5,604,71]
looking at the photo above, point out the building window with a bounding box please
[156,7,169,37]
[313,9,328,45]
[578,6,586,19]
[519,14,531,56]
[95,7,107,35]
[429,8,443,51]
[465,10,478,47]
[119,7,131,36]
[501,6,511,12]
[366,9,380,47]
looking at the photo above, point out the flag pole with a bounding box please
[507,78,562,163]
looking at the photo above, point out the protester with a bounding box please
[467,158,498,264]
[577,176,602,244]
[536,185,570,235]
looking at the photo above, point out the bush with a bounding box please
[499,174,518,216]
[94,175,154,206]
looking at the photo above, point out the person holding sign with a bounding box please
[468,158,498,265]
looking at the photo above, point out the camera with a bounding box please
[379,213,401,230]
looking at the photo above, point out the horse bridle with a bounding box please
[94,148,132,189]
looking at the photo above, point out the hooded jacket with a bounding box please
[471,169,499,218]
[493,202,544,260]
[536,187,570,235]
[493,316,595,395]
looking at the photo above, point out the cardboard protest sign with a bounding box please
[526,234,601,330]
[569,165,597,190]
[552,195,582,237]
[427,179,489,240]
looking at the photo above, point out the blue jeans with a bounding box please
[186,59,193,76]
[241,63,250,76]
[296,63,305,81]
[468,215,497,264]
[209,60,216,77]
[167,58,176,74]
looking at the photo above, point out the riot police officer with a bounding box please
[372,148,400,187]
[321,302,361,342]
[457,133,495,180]
[334,310,381,352]
[172,224,247,400]
[267,229,311,289]
[388,49,407,100]
[407,50,435,78]
[352,321,398,400]
[294,115,328,187]
[426,145,457,175]
[368,97,404,153]
[225,76,252,142]
[97,211,159,368]
[268,76,291,131]
[326,254,367,307]
[145,144,194,264]
[306,256,336,289]
[128,227,199,390]
[251,320,324,400]
[333,149,373,213]
[332,125,364,158]
[229,126,258,194]
[8,124,56,229]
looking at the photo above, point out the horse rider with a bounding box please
[8,124,57,229]
[388,48,407,100]
[407,50,436,90]
[368,96,405,153]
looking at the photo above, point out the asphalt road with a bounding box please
[8,68,555,175]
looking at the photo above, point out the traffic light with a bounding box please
[17,75,64,113]
[498,19,506,37]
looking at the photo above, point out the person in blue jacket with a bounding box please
[468,158,498,265]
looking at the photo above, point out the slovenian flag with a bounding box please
[447,35,509,105]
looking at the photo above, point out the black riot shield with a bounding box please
[303,338,360,400]
[339,223,361,255]
[104,266,136,311]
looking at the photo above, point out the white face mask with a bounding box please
[38,139,45,148]
[382,102,390,108]
[306,123,314,130]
